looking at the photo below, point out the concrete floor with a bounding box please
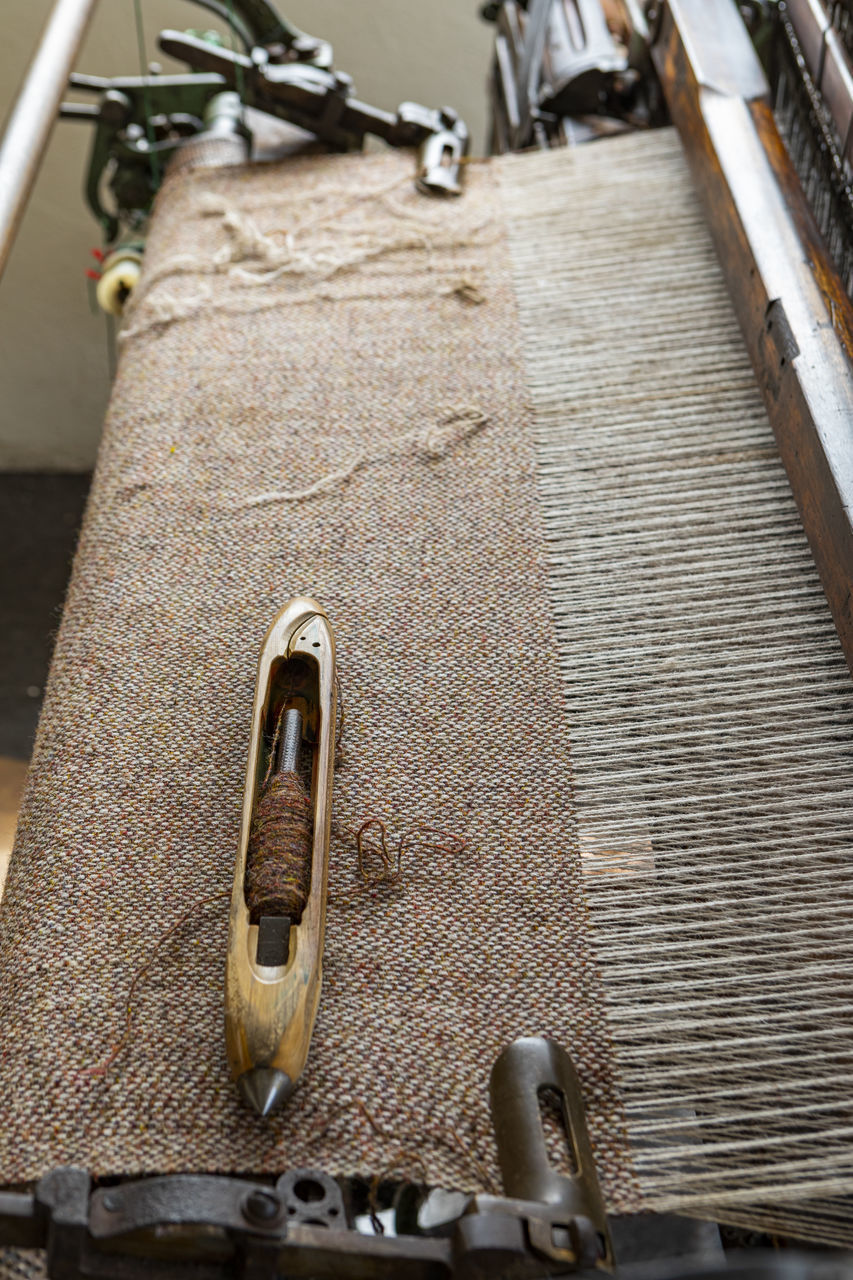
[0,473,91,887]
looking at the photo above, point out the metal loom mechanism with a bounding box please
[64,30,470,246]
[0,0,469,314]
[0,1037,622,1280]
[482,0,853,295]
[482,0,661,150]
[0,1036,839,1276]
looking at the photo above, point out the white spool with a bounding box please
[95,250,142,316]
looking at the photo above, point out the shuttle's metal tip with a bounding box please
[237,1066,294,1117]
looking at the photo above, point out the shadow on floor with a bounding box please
[0,472,91,883]
[0,472,91,757]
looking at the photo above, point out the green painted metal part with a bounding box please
[84,73,228,241]
[80,0,333,242]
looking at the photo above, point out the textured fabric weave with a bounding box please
[0,149,632,1201]
[4,130,853,1268]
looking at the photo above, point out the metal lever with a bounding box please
[158,30,469,190]
[486,1036,613,1270]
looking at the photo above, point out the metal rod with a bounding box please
[68,71,112,92]
[277,707,302,774]
[58,102,99,120]
[0,0,100,283]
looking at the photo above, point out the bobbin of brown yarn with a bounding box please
[226,597,337,1115]
[245,770,314,924]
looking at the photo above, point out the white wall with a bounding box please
[0,0,493,470]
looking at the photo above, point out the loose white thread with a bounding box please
[240,405,489,509]
[119,191,492,342]
[118,285,213,342]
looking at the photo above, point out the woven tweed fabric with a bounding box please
[4,130,853,1271]
[500,132,853,1246]
[0,150,634,1205]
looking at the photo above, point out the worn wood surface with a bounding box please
[653,0,853,674]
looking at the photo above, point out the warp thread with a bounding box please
[241,404,490,509]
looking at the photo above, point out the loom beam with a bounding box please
[651,0,853,677]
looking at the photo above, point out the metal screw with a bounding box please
[243,1189,281,1224]
[278,707,303,774]
[645,0,664,42]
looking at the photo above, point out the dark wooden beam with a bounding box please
[650,0,853,674]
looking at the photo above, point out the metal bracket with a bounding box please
[60,0,469,243]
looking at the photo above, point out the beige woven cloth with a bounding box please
[0,148,632,1201]
[3,128,853,1265]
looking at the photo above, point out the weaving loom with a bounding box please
[3,0,853,1275]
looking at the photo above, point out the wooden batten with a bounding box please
[652,0,853,677]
